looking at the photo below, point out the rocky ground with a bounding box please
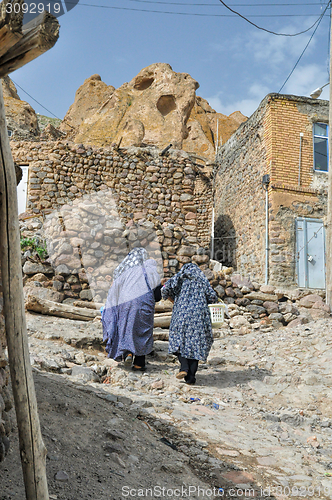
[2,312,332,499]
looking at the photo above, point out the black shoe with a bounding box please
[185,375,196,385]
[132,365,146,372]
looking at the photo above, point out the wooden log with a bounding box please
[0,1,24,58]
[27,296,171,324]
[154,299,173,313]
[26,294,101,321]
[0,24,22,58]
[72,299,173,313]
[73,300,104,310]
[154,315,171,329]
[0,11,59,78]
[153,331,169,341]
[0,83,49,498]
[0,0,24,32]
[154,311,172,317]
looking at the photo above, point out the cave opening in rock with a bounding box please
[157,95,176,117]
[134,77,154,90]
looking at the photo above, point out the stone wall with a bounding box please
[215,94,328,287]
[14,141,214,299]
[268,190,326,285]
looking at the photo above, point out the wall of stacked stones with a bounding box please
[13,141,213,302]
[215,102,267,283]
[268,190,326,285]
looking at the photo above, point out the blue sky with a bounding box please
[11,0,332,120]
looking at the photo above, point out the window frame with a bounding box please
[313,122,329,173]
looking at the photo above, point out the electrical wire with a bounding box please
[9,78,75,129]
[328,3,331,78]
[218,0,330,35]
[278,5,327,92]
[47,0,327,19]
[9,0,330,121]
[128,0,328,5]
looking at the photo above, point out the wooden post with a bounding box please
[0,81,49,498]
[326,7,332,308]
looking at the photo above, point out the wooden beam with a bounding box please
[0,83,49,498]
[73,300,104,310]
[26,296,173,325]
[0,24,22,58]
[0,11,59,78]
[154,299,173,313]
[26,294,102,321]
[0,0,24,58]
[0,0,24,32]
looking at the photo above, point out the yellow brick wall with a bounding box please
[266,98,318,188]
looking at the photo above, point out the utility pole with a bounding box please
[0,6,59,499]
[326,0,332,307]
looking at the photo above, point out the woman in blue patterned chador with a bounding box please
[102,247,161,371]
[161,262,218,385]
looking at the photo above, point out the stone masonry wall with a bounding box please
[13,141,213,298]
[215,100,267,282]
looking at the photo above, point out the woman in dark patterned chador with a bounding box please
[102,247,161,371]
[161,262,218,385]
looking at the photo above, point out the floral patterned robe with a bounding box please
[161,263,218,361]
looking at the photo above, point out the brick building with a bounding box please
[215,93,329,288]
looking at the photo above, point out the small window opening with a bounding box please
[313,122,328,172]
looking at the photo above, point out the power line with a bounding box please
[328,3,331,77]
[278,5,327,92]
[218,0,330,35]
[128,0,329,5]
[10,78,62,120]
[55,0,328,18]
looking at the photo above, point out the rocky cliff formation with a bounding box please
[2,77,39,139]
[60,64,246,160]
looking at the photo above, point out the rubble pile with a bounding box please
[204,269,330,332]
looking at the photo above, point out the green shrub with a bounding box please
[20,237,48,260]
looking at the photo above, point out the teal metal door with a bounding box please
[296,218,325,289]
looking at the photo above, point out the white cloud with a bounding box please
[210,19,320,79]
[247,28,317,69]
[207,83,270,118]
[206,17,330,117]
[282,63,329,97]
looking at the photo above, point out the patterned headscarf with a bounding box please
[113,247,148,280]
[176,262,206,281]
